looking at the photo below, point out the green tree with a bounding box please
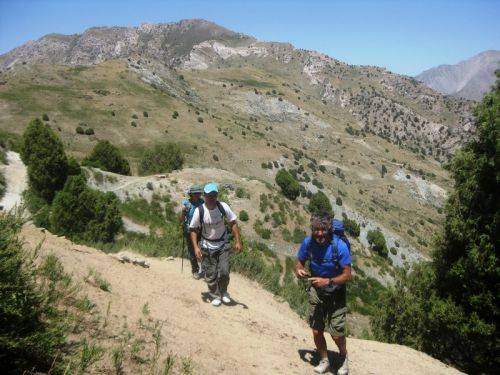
[343,217,360,237]
[308,191,332,215]
[0,213,66,371]
[67,156,82,176]
[138,143,183,175]
[275,169,300,200]
[82,140,131,175]
[0,171,5,200]
[50,175,122,243]
[381,164,387,178]
[372,73,500,373]
[21,118,68,202]
[239,210,249,222]
[366,229,388,257]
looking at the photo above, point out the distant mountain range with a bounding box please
[416,50,500,101]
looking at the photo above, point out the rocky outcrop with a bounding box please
[0,19,253,69]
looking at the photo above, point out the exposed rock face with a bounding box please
[416,50,500,100]
[0,19,253,68]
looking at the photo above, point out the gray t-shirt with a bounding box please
[189,202,237,250]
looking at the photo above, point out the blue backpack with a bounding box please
[182,199,204,230]
[332,219,351,252]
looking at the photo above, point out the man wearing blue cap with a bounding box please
[295,212,352,374]
[189,182,242,306]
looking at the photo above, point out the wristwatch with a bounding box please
[328,278,335,286]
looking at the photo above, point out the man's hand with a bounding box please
[308,277,330,288]
[233,241,242,253]
[194,246,203,261]
[296,269,309,278]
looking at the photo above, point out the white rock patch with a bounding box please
[393,169,447,206]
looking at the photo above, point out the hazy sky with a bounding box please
[0,0,499,76]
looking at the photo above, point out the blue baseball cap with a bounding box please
[204,182,219,194]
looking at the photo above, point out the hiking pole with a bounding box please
[181,227,185,273]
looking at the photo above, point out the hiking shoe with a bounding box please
[222,293,231,304]
[313,358,330,374]
[337,354,348,375]
[211,297,222,307]
[192,272,201,280]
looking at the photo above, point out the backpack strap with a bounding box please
[184,202,195,226]
[198,202,228,242]
[216,201,227,219]
[332,236,339,263]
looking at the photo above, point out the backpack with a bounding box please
[196,201,229,241]
[331,219,351,252]
[183,199,204,231]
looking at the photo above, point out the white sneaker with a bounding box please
[211,297,222,306]
[337,354,348,375]
[314,358,330,374]
[221,293,231,304]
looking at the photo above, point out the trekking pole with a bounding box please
[181,227,185,273]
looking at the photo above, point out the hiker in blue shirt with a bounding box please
[295,213,352,375]
[179,184,205,279]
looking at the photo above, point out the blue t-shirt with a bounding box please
[296,235,352,277]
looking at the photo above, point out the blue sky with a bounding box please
[0,0,499,76]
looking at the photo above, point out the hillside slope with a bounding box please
[0,19,474,158]
[416,50,500,100]
[0,58,453,260]
[21,222,461,374]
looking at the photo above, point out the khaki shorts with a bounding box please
[308,286,347,337]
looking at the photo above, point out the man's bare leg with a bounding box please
[331,335,347,356]
[313,329,328,358]
[313,329,331,373]
[332,335,349,374]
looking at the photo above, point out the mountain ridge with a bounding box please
[0,19,475,159]
[416,50,500,100]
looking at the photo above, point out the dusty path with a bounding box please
[21,223,461,375]
[0,151,27,211]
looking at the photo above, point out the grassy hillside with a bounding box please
[0,60,449,258]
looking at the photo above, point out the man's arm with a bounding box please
[295,259,309,278]
[179,208,187,224]
[308,265,352,288]
[190,230,202,260]
[229,221,242,252]
[331,265,352,285]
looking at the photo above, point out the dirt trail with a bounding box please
[0,151,27,211]
[21,223,461,375]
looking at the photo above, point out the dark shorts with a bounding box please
[308,286,347,337]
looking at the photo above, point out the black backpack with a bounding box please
[196,201,229,241]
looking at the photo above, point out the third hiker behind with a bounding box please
[179,184,205,279]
